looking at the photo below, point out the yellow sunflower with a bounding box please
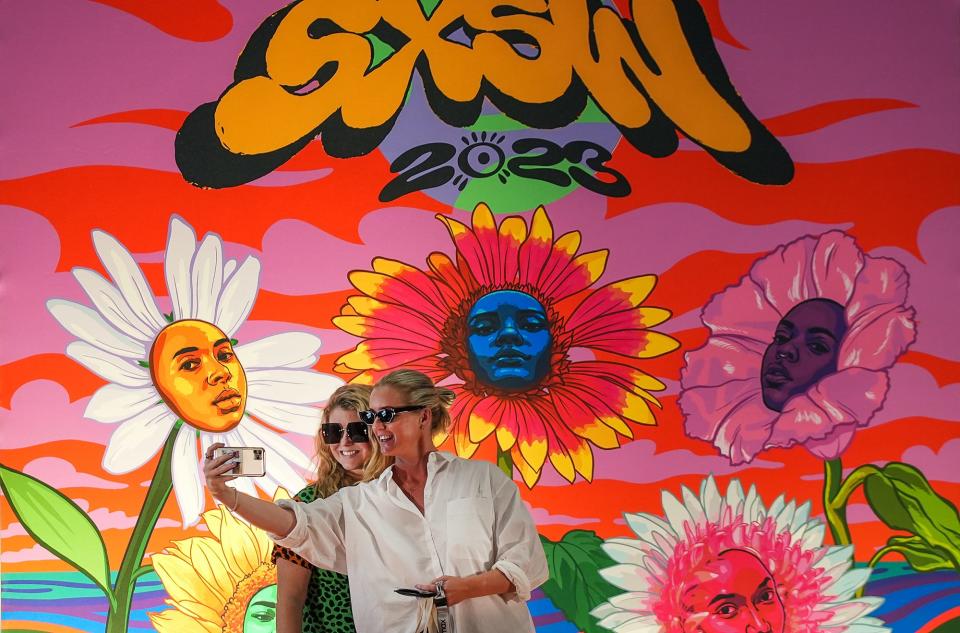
[148,489,289,633]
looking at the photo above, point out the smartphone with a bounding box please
[213,446,266,477]
[395,588,436,598]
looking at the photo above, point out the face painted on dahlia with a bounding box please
[149,319,247,432]
[760,298,848,412]
[466,290,552,391]
[681,549,785,633]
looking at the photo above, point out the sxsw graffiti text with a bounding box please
[176,0,793,189]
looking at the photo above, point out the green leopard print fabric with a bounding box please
[272,485,356,633]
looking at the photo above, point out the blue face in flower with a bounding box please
[466,290,552,391]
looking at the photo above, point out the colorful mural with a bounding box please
[2,1,959,633]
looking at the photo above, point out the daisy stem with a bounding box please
[497,446,514,480]
[104,422,179,633]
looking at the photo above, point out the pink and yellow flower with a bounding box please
[591,477,889,633]
[333,203,679,486]
[679,231,915,464]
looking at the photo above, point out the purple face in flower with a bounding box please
[761,299,848,412]
[466,290,553,391]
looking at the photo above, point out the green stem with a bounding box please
[823,459,852,547]
[832,464,881,510]
[104,423,180,633]
[868,545,897,568]
[497,446,514,481]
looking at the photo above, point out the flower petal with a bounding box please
[336,338,438,372]
[245,398,322,435]
[681,335,766,387]
[165,216,197,320]
[190,234,224,323]
[840,305,916,371]
[810,231,865,303]
[701,276,781,343]
[47,299,146,358]
[66,341,151,387]
[92,229,166,331]
[237,417,313,473]
[235,332,322,369]
[102,404,177,474]
[171,427,204,526]
[72,268,156,341]
[566,275,657,333]
[215,256,260,337]
[678,379,774,463]
[149,606,220,633]
[349,262,447,324]
[246,368,343,405]
[85,383,160,423]
[766,368,888,451]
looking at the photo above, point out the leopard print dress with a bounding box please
[272,486,356,633]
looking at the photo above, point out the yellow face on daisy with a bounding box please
[150,319,247,432]
[148,490,289,632]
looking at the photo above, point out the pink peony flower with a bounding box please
[678,232,915,463]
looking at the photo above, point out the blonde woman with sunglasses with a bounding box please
[205,369,547,633]
[273,384,390,633]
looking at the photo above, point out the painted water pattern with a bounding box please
[2,565,958,632]
[1,572,578,633]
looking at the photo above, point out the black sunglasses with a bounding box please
[358,405,425,425]
[321,421,370,444]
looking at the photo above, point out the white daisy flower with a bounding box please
[591,476,890,633]
[47,216,342,526]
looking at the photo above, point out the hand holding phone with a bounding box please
[213,446,266,477]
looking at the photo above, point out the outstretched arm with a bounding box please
[203,443,296,536]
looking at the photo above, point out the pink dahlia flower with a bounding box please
[679,231,915,463]
[591,477,889,633]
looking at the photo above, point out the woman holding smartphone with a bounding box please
[205,369,547,633]
[273,384,390,633]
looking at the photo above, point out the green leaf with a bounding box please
[230,338,238,346]
[0,464,116,606]
[138,360,149,368]
[540,530,622,633]
[875,535,955,572]
[864,462,960,571]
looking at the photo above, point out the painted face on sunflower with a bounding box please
[242,584,277,632]
[466,290,553,392]
[760,299,848,412]
[681,549,786,633]
[149,319,247,432]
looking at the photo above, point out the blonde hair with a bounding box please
[375,369,456,435]
[313,384,391,498]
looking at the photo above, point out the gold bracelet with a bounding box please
[228,488,240,512]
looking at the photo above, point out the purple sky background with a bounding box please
[3,1,959,179]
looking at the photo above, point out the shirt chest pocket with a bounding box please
[445,496,495,566]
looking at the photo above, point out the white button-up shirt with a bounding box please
[270,451,549,633]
